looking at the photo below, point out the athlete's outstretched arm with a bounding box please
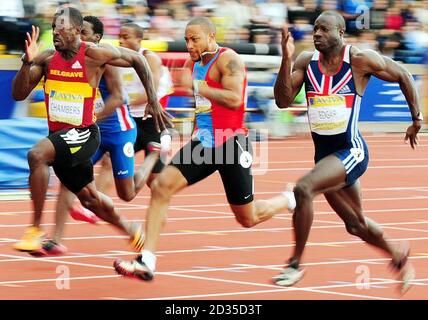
[88,43,172,131]
[353,50,422,148]
[12,26,52,101]
[274,26,308,108]
[128,51,163,108]
[95,65,124,121]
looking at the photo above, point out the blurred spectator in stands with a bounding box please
[119,1,151,29]
[377,29,404,58]
[169,7,190,40]
[215,0,253,30]
[344,34,359,46]
[160,0,190,14]
[0,0,427,66]
[0,0,32,53]
[252,29,271,44]
[247,17,270,43]
[213,0,254,43]
[414,0,428,26]
[150,7,175,40]
[235,26,251,43]
[385,5,405,31]
[370,0,387,30]
[356,30,378,50]
[255,0,287,29]
[22,0,36,16]
[395,19,427,63]
[319,0,339,11]
[397,0,416,22]
[402,20,428,49]
[288,0,319,26]
[289,17,313,41]
[190,4,209,17]
[160,0,192,37]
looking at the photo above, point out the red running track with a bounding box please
[0,133,427,300]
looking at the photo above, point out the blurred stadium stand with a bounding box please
[0,0,426,191]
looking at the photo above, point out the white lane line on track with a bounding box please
[1,253,427,275]
[2,185,428,204]
[2,239,428,265]
[1,206,428,228]
[0,252,427,300]
[0,219,428,242]
[142,276,428,301]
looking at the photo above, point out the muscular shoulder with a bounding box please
[217,48,245,74]
[85,41,106,56]
[218,48,243,63]
[350,46,386,73]
[85,42,120,62]
[143,49,162,68]
[143,49,161,62]
[84,41,102,59]
[293,51,313,71]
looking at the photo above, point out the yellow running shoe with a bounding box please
[129,223,145,252]
[13,227,45,252]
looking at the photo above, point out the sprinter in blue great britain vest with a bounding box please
[273,10,422,293]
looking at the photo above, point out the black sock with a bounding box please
[288,259,299,269]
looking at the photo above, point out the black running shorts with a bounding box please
[133,116,164,173]
[170,134,254,205]
[47,124,100,193]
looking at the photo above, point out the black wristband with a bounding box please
[21,54,33,65]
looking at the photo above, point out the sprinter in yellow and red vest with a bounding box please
[11,6,171,254]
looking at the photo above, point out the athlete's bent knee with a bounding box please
[117,190,134,203]
[151,176,175,200]
[235,216,255,228]
[293,180,313,203]
[345,222,363,236]
[78,189,99,212]
[27,148,48,168]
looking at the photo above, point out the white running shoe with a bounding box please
[114,255,154,281]
[398,263,415,295]
[273,267,305,287]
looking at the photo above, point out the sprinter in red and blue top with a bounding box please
[11,7,171,254]
[114,17,297,282]
[191,46,248,148]
[273,10,422,292]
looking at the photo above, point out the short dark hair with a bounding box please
[84,15,104,39]
[187,17,216,34]
[122,23,144,39]
[54,6,83,28]
[317,10,346,31]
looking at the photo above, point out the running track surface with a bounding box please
[1,133,428,300]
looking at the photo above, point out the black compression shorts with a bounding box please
[170,134,254,205]
[47,124,100,193]
[133,116,164,173]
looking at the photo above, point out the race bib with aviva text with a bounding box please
[94,89,105,114]
[48,90,84,126]
[307,95,351,135]
[194,94,212,115]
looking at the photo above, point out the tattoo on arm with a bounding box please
[226,59,240,75]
